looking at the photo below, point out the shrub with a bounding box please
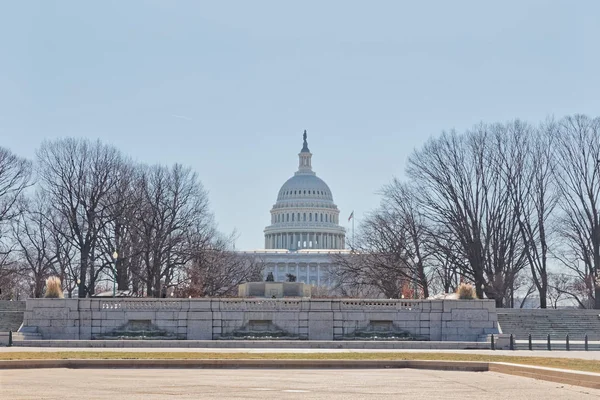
[44,276,64,298]
[456,283,477,300]
[265,272,274,282]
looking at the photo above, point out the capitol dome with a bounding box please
[264,131,346,250]
[277,174,333,202]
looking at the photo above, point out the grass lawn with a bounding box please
[0,351,599,374]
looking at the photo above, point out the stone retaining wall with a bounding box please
[22,298,498,341]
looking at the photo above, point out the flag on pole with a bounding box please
[348,211,354,222]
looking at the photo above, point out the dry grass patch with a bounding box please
[0,351,599,374]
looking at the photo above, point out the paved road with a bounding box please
[1,369,599,400]
[2,347,600,360]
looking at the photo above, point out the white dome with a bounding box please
[264,130,345,251]
[277,174,334,202]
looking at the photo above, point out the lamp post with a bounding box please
[112,251,118,298]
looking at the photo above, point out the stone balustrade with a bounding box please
[21,298,498,341]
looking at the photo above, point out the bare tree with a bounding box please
[37,138,124,297]
[0,146,32,292]
[11,192,59,297]
[134,164,212,297]
[512,120,559,308]
[95,161,141,291]
[427,227,462,295]
[407,122,529,307]
[329,251,401,298]
[553,115,600,308]
[547,272,589,309]
[377,180,433,298]
[179,242,264,298]
[0,146,32,225]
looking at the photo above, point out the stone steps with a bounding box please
[498,310,600,340]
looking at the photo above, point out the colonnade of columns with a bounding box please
[264,232,345,250]
[263,262,331,287]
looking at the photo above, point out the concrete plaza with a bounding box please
[2,368,598,399]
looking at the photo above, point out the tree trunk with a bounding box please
[419,269,429,299]
[539,284,547,309]
[495,296,504,308]
[117,258,128,291]
[78,252,88,298]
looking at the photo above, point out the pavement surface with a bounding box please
[2,347,600,360]
[1,368,599,399]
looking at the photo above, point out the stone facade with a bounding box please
[22,298,498,341]
[242,249,350,286]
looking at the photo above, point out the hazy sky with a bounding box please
[1,1,599,250]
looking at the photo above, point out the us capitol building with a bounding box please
[242,131,350,287]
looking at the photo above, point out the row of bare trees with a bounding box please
[335,114,600,308]
[0,138,262,298]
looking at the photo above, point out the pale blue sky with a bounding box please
[1,1,599,250]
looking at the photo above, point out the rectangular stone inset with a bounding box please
[249,283,265,297]
[451,309,488,321]
[369,320,393,331]
[127,319,152,329]
[248,320,272,331]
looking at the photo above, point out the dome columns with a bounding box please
[264,231,346,250]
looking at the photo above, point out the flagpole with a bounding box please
[351,211,355,250]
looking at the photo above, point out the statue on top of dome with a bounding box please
[301,130,310,152]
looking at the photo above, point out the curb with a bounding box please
[489,362,600,390]
[0,359,488,371]
[9,339,491,350]
[0,359,598,390]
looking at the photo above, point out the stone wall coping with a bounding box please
[24,298,494,303]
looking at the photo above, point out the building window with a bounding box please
[297,213,300,221]
[303,213,306,221]
[320,213,323,222]
[315,213,318,221]
[309,213,312,221]
[325,214,328,222]
[287,213,289,222]
[292,213,295,221]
